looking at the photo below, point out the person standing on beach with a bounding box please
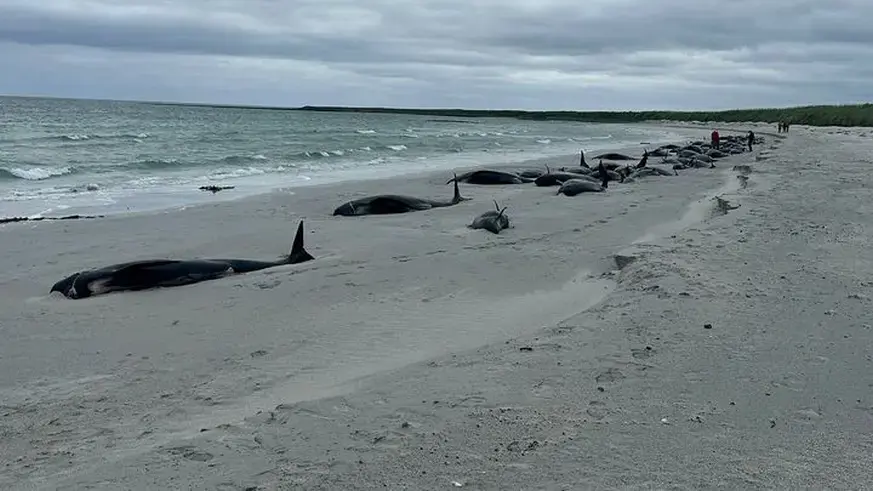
[711,129,720,149]
[747,131,755,151]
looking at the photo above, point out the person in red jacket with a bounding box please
[711,129,720,149]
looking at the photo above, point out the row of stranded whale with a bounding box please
[49,133,762,300]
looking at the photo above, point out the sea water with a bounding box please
[0,96,688,217]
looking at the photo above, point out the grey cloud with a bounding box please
[0,0,871,109]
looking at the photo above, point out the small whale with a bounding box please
[535,165,590,187]
[449,169,533,185]
[333,175,469,216]
[469,200,511,234]
[558,166,594,176]
[592,152,635,161]
[518,168,547,179]
[557,178,605,196]
[557,169,609,196]
[50,220,316,299]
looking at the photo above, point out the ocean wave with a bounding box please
[426,119,481,124]
[0,166,74,181]
[56,132,150,142]
[0,132,151,145]
[356,129,376,134]
[126,158,182,170]
[221,154,270,165]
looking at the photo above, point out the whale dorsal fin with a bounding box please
[288,220,315,264]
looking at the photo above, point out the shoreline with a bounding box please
[0,124,810,489]
[1,124,722,223]
[2,135,759,488]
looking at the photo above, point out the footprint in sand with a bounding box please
[794,409,823,423]
[450,394,488,408]
[594,368,625,383]
[255,279,281,289]
[586,401,610,420]
[165,445,214,462]
[216,484,259,491]
[630,346,655,359]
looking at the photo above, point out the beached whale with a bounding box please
[558,166,593,176]
[449,169,533,185]
[50,220,315,299]
[469,200,511,234]
[333,176,468,216]
[592,152,635,161]
[534,165,595,187]
[624,166,678,183]
[557,167,609,196]
[593,160,628,187]
[518,168,547,179]
[556,178,605,196]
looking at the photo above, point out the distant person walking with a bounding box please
[747,130,755,151]
[711,129,720,149]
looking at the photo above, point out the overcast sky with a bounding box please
[0,0,871,110]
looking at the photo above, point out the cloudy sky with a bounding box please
[0,0,871,110]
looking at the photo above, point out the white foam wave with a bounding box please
[387,144,407,151]
[356,129,376,134]
[5,166,73,180]
[209,167,267,179]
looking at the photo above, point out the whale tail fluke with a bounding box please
[288,220,315,264]
[451,174,469,203]
[448,172,470,203]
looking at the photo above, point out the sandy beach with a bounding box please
[3,123,872,490]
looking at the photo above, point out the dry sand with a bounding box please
[2,124,872,490]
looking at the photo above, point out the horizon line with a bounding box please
[2,93,869,114]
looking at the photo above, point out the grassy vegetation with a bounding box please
[298,103,873,127]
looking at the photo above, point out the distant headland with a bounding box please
[295,104,873,127]
[4,94,870,127]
